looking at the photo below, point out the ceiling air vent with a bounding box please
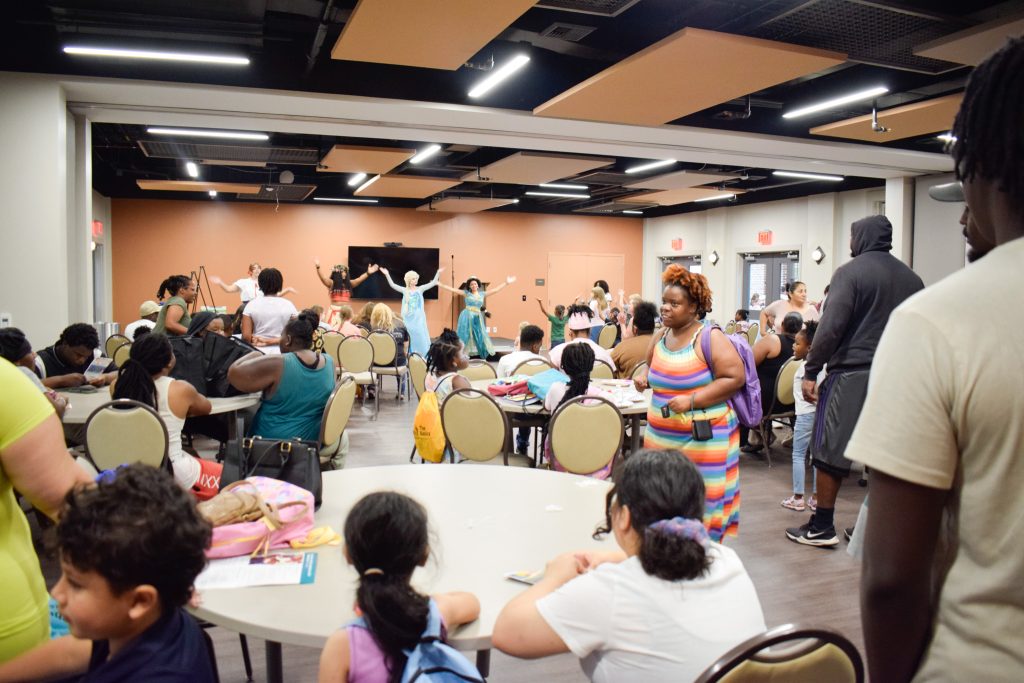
[539,22,596,42]
[138,141,321,165]
[535,0,643,18]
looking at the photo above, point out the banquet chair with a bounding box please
[441,388,510,465]
[755,358,800,467]
[408,353,428,398]
[84,399,169,472]
[368,331,409,400]
[511,357,555,376]
[459,360,497,381]
[548,395,623,476]
[597,324,618,349]
[694,623,864,683]
[318,376,356,470]
[337,336,377,419]
[746,322,760,346]
[104,333,130,358]
[590,359,615,380]
[725,321,736,335]
[112,341,132,368]
[320,331,345,372]
[630,361,649,381]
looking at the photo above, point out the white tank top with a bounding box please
[154,375,199,489]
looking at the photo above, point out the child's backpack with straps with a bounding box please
[413,373,455,463]
[700,324,763,428]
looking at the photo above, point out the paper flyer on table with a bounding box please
[196,552,318,590]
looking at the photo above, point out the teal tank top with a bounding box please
[250,353,335,441]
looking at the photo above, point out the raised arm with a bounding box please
[350,264,379,288]
[281,286,298,297]
[437,282,465,297]
[314,259,333,289]
[536,298,550,317]
[379,267,406,294]
[418,267,444,293]
[486,275,517,297]
[209,276,240,294]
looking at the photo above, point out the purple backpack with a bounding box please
[700,324,763,428]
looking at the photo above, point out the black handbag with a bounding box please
[169,334,260,397]
[221,436,323,508]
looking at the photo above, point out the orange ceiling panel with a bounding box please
[354,174,462,198]
[626,170,739,190]
[914,13,1024,66]
[621,186,744,206]
[318,145,416,174]
[810,93,963,142]
[331,0,535,70]
[136,180,262,194]
[416,197,518,213]
[461,151,614,185]
[534,27,845,125]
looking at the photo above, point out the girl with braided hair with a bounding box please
[423,329,470,403]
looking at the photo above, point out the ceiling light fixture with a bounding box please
[624,159,676,174]
[694,193,735,202]
[468,54,530,99]
[313,197,379,204]
[208,190,217,198]
[782,86,888,119]
[622,210,643,215]
[937,132,957,143]
[812,246,827,264]
[355,175,381,194]
[63,46,250,66]
[185,162,199,178]
[773,170,844,182]
[409,144,442,164]
[524,191,590,199]
[539,183,587,190]
[347,173,367,187]
[147,127,268,141]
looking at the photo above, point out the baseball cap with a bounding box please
[139,300,160,317]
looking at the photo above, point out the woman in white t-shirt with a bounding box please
[493,449,766,682]
[758,281,819,334]
[241,267,298,354]
[211,262,295,304]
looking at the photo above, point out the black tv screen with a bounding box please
[348,246,441,300]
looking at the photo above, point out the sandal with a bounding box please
[781,495,806,511]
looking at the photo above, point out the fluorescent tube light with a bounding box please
[147,127,268,141]
[525,191,590,199]
[468,55,530,99]
[63,46,250,66]
[773,171,844,182]
[347,173,367,187]
[208,190,217,198]
[622,210,643,215]
[694,193,735,202]
[185,162,199,178]
[409,144,442,164]
[937,133,957,143]
[782,86,889,119]
[314,197,379,204]
[355,175,381,194]
[624,159,675,174]
[539,183,588,190]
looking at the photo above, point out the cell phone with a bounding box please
[661,404,672,419]
[692,418,713,441]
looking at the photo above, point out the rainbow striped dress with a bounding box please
[644,330,741,541]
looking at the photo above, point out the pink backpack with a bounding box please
[206,478,315,559]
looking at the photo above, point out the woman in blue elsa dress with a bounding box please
[438,274,517,359]
[379,266,444,357]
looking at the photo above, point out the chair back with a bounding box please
[694,624,864,683]
[319,376,356,452]
[105,334,130,358]
[548,395,623,474]
[338,336,374,373]
[630,361,649,381]
[368,331,397,367]
[597,324,617,349]
[746,322,759,346]
[511,357,554,376]
[409,353,428,398]
[84,399,169,472]
[724,321,736,335]
[358,326,369,337]
[112,342,132,368]
[775,358,801,407]
[320,331,345,363]
[459,360,497,381]
[441,388,509,462]
[590,359,615,380]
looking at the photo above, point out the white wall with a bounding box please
[92,190,113,319]
[913,173,966,286]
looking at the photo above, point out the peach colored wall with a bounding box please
[111,200,643,341]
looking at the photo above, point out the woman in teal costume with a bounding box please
[438,275,516,359]
[379,266,443,357]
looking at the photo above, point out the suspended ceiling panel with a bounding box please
[416,197,518,213]
[354,174,462,198]
[533,28,845,125]
[461,151,614,184]
[574,199,658,213]
[331,0,536,70]
[621,186,744,206]
[914,13,1024,67]
[138,140,320,165]
[626,170,739,191]
[318,144,417,174]
[809,93,963,143]
[136,180,262,194]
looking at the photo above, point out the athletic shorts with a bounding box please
[810,369,870,478]
[191,457,223,501]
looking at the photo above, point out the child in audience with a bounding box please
[537,300,567,348]
[0,464,215,682]
[0,327,68,417]
[543,343,611,478]
[36,323,115,388]
[549,305,615,370]
[423,329,471,404]
[734,309,750,333]
[782,321,819,512]
[512,320,529,351]
[354,302,377,332]
[319,491,480,683]
[499,325,545,378]
[492,449,766,682]
[332,305,362,337]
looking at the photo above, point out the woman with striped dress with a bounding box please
[636,264,746,541]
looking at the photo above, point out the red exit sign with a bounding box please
[671,238,684,251]
[757,230,773,246]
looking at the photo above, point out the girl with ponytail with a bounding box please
[110,333,221,499]
[541,342,612,478]
[318,492,480,683]
[493,449,766,681]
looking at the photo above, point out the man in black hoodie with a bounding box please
[786,214,923,547]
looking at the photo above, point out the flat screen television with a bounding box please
[347,246,441,300]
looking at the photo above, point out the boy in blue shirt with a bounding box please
[0,464,215,682]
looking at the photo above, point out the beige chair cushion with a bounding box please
[590,360,614,379]
[597,324,617,349]
[511,358,554,376]
[105,334,130,358]
[320,377,356,448]
[549,397,622,474]
[719,642,857,683]
[338,337,374,373]
[321,332,345,361]
[409,354,428,398]
[85,401,168,471]
[746,322,759,346]
[725,321,736,335]
[775,359,800,406]
[367,331,397,366]
[112,342,132,368]
[459,362,497,381]
[441,390,507,462]
[340,370,374,385]
[630,361,649,380]
[373,365,408,376]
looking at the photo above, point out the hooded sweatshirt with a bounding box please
[804,215,923,380]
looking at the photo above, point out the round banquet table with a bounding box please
[59,389,261,425]
[192,464,615,682]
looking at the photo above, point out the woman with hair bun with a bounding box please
[228,308,335,442]
[636,264,745,541]
[492,449,765,681]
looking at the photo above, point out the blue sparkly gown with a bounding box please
[457,290,494,358]
[385,272,440,357]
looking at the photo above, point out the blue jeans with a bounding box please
[516,427,530,453]
[792,412,817,496]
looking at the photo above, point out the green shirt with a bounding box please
[546,313,566,342]
[153,296,192,335]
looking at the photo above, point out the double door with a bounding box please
[742,253,799,311]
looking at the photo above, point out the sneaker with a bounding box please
[844,527,854,542]
[807,495,817,512]
[786,519,839,548]
[780,495,806,511]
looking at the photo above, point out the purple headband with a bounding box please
[647,516,710,548]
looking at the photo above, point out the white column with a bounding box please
[885,177,915,266]
[69,113,94,323]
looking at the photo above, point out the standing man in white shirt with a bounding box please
[850,37,1024,683]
